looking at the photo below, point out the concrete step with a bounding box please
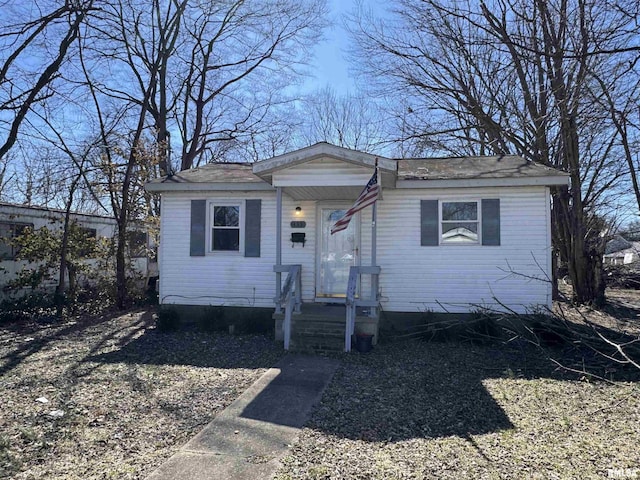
[292,321,345,331]
[292,315,344,323]
[290,335,344,354]
[292,330,344,339]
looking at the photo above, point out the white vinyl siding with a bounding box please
[158,185,552,313]
[159,193,368,307]
[376,186,551,313]
[272,158,372,187]
[160,192,276,307]
[282,199,316,302]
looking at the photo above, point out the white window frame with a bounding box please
[208,200,244,253]
[439,200,481,245]
[0,221,34,260]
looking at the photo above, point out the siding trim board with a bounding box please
[146,182,274,192]
[396,176,568,189]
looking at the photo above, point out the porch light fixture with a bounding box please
[295,206,302,216]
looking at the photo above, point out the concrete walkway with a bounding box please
[146,354,341,480]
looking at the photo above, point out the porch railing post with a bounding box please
[295,265,302,313]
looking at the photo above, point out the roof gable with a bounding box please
[252,142,396,179]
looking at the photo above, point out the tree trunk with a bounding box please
[551,250,559,300]
[115,213,128,309]
[55,202,74,317]
[68,263,78,314]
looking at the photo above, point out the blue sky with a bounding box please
[303,0,361,95]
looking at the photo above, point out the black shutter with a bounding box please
[481,199,500,246]
[420,200,439,246]
[244,199,261,257]
[190,200,206,256]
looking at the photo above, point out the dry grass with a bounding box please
[0,309,283,479]
[274,288,640,480]
[274,341,640,479]
[2,290,639,480]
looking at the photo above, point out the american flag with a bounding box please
[331,168,380,235]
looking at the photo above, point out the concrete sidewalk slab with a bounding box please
[146,354,341,480]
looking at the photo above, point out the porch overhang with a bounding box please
[252,142,397,190]
[253,142,396,174]
[280,185,368,201]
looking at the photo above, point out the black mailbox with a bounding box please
[291,232,306,247]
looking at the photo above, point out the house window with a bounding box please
[0,222,34,260]
[441,201,479,244]
[127,230,147,258]
[79,227,97,239]
[211,204,241,251]
[77,226,98,257]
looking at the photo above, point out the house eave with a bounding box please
[396,175,569,189]
[145,182,274,193]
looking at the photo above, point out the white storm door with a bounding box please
[316,207,359,298]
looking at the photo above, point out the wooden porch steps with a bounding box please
[290,315,345,353]
[274,305,343,353]
[275,304,377,353]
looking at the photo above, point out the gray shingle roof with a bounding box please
[397,155,563,180]
[146,152,568,189]
[148,163,263,184]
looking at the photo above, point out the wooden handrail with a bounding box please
[275,264,301,350]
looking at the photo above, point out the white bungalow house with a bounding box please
[146,142,568,351]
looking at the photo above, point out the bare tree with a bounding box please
[350,0,640,305]
[72,0,325,307]
[0,0,95,161]
[174,0,326,170]
[300,86,386,152]
[0,0,326,308]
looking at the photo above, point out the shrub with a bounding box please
[0,292,55,325]
[460,311,504,344]
[197,306,226,332]
[156,308,180,332]
[231,309,272,334]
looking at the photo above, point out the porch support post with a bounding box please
[275,186,283,314]
[371,201,377,267]
[370,200,378,318]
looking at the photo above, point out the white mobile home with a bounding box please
[146,143,568,350]
[0,202,155,293]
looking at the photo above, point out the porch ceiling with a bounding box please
[283,185,366,200]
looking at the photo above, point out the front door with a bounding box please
[316,207,359,298]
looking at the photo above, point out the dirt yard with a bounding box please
[272,288,640,480]
[0,309,283,479]
[1,289,639,479]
